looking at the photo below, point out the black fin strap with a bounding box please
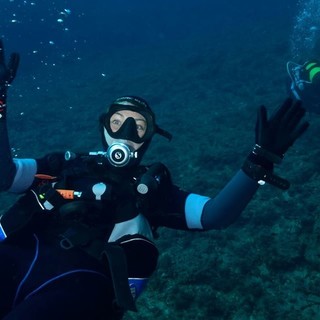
[155,125,172,141]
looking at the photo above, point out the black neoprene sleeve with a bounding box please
[0,117,17,191]
[201,170,259,230]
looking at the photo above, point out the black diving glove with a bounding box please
[242,98,309,190]
[0,40,20,119]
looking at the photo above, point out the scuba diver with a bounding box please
[287,59,320,114]
[0,39,309,319]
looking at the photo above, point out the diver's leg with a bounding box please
[3,271,123,320]
[0,246,21,317]
[0,239,35,318]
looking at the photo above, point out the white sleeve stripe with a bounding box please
[185,193,210,229]
[9,159,37,193]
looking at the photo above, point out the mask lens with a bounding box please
[105,110,153,143]
[110,112,147,138]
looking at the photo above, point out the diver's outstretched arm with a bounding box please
[198,98,309,230]
[0,40,33,192]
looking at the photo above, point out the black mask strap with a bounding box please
[155,126,173,141]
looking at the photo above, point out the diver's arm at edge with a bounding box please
[0,113,37,193]
[0,119,17,191]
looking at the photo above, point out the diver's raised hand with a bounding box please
[0,40,20,120]
[255,98,309,159]
[242,98,309,190]
[0,39,20,101]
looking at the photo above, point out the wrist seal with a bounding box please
[253,144,283,164]
[242,159,290,190]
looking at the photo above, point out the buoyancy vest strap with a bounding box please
[57,225,136,311]
[58,224,99,249]
[35,171,112,201]
[101,244,137,311]
[32,186,65,211]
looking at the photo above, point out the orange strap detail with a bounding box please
[56,189,75,200]
[35,174,57,180]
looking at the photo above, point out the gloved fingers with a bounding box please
[285,104,306,131]
[258,105,268,127]
[0,40,4,64]
[7,53,20,82]
[255,105,267,143]
[269,97,293,124]
[290,121,310,144]
[282,100,305,127]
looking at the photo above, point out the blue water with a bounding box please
[1,1,320,319]
[1,1,300,70]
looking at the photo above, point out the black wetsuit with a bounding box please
[0,127,260,320]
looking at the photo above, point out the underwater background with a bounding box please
[1,0,320,319]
